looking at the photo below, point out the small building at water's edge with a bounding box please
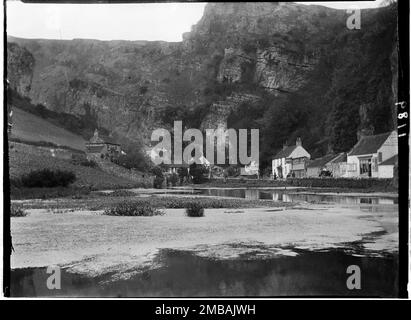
[345,131,397,178]
[272,138,311,179]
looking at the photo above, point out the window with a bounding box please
[359,158,371,175]
[347,163,356,172]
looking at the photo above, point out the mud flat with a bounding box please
[10,204,398,297]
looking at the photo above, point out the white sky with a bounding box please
[6,1,387,41]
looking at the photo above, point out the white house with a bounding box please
[272,138,311,179]
[378,154,397,178]
[345,131,398,178]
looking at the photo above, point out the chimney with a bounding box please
[94,129,99,137]
[296,137,302,147]
[283,141,288,150]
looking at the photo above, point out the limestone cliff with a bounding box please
[6,2,398,164]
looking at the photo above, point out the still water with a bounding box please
[184,188,398,205]
[10,248,398,297]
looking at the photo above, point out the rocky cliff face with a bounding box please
[7,2,398,164]
[7,42,34,96]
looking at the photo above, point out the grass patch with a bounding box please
[104,201,164,216]
[186,203,205,217]
[108,190,137,197]
[10,205,28,217]
[16,195,290,211]
[10,186,91,200]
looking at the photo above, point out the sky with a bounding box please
[6,1,387,42]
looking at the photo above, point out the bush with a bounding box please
[104,202,164,216]
[185,203,205,217]
[78,159,98,168]
[11,205,27,217]
[169,173,178,187]
[189,163,209,184]
[20,169,76,188]
[153,176,164,189]
[151,166,164,188]
[177,167,189,184]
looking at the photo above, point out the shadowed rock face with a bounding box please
[6,2,397,155]
[7,42,35,96]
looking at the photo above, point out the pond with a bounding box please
[172,188,398,205]
[10,248,398,297]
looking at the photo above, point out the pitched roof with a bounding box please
[273,145,297,159]
[329,152,347,163]
[306,154,337,168]
[379,154,398,166]
[348,132,392,156]
[98,134,120,145]
[88,130,120,145]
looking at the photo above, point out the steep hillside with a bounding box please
[7,2,398,170]
[9,142,149,190]
[11,107,86,151]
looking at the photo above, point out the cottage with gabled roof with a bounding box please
[272,138,310,179]
[345,131,397,178]
[85,129,121,160]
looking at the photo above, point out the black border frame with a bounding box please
[2,0,409,300]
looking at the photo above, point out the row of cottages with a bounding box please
[85,129,122,160]
[274,131,398,179]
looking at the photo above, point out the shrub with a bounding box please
[151,166,164,188]
[177,167,189,184]
[185,203,205,217]
[189,163,209,184]
[11,205,27,217]
[153,176,164,189]
[104,202,164,216]
[20,169,76,188]
[169,173,178,187]
[78,159,98,168]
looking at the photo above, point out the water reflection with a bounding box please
[10,248,399,297]
[195,188,398,205]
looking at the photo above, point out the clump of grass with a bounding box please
[104,201,164,216]
[11,205,28,217]
[186,203,205,217]
[108,190,137,197]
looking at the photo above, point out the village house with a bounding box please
[326,152,348,178]
[85,129,121,161]
[378,154,398,178]
[272,138,311,179]
[306,154,338,178]
[345,131,398,178]
[306,153,348,178]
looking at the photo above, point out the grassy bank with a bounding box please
[9,142,152,195]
